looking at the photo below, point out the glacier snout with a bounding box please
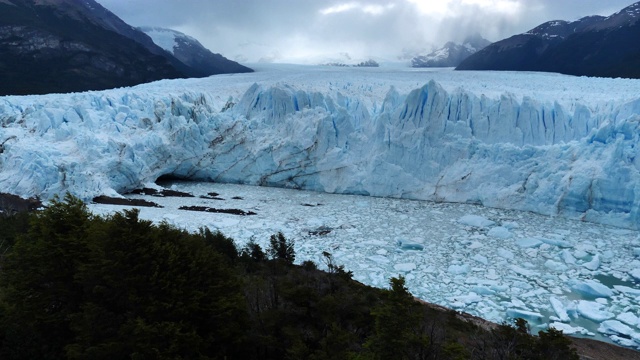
[0,72,639,228]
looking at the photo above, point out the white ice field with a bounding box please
[3,63,640,347]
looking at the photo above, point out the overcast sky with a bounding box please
[96,0,634,64]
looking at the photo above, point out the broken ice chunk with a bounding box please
[471,286,496,296]
[549,296,571,322]
[515,238,543,248]
[561,249,576,264]
[472,254,488,265]
[614,285,640,296]
[488,226,512,239]
[582,255,601,271]
[396,239,424,251]
[571,280,613,298]
[549,322,590,335]
[506,309,543,322]
[448,292,482,306]
[498,249,514,260]
[394,263,416,272]
[545,260,568,272]
[458,215,494,228]
[539,237,573,248]
[629,268,640,281]
[598,320,637,338]
[577,301,614,322]
[448,264,470,275]
[367,255,390,264]
[616,312,639,326]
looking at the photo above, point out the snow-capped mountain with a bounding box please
[412,34,491,68]
[139,27,252,77]
[0,0,251,96]
[457,2,640,78]
[2,65,640,230]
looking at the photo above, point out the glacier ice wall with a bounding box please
[1,74,640,228]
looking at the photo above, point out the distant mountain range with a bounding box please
[412,34,491,68]
[0,0,251,96]
[457,1,640,79]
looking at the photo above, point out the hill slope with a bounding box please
[139,26,252,77]
[0,0,251,95]
[457,2,640,78]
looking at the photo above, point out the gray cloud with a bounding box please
[95,0,636,63]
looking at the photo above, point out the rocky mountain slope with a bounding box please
[139,27,252,77]
[0,0,250,95]
[457,2,640,78]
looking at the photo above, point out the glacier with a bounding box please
[2,64,640,228]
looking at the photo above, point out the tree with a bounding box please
[242,238,267,262]
[533,328,579,360]
[364,277,430,360]
[268,232,295,264]
[199,227,238,263]
[0,194,93,359]
[0,195,248,359]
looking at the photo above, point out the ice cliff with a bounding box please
[1,66,639,228]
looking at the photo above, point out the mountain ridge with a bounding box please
[412,34,491,68]
[0,0,251,95]
[139,26,252,77]
[457,2,640,78]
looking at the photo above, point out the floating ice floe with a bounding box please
[550,322,592,335]
[571,280,614,298]
[549,296,571,322]
[577,301,614,322]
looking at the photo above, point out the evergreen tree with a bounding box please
[0,194,91,359]
[0,195,248,359]
[364,276,430,360]
[268,232,295,264]
[533,328,579,360]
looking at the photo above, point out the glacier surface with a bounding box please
[2,64,640,228]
